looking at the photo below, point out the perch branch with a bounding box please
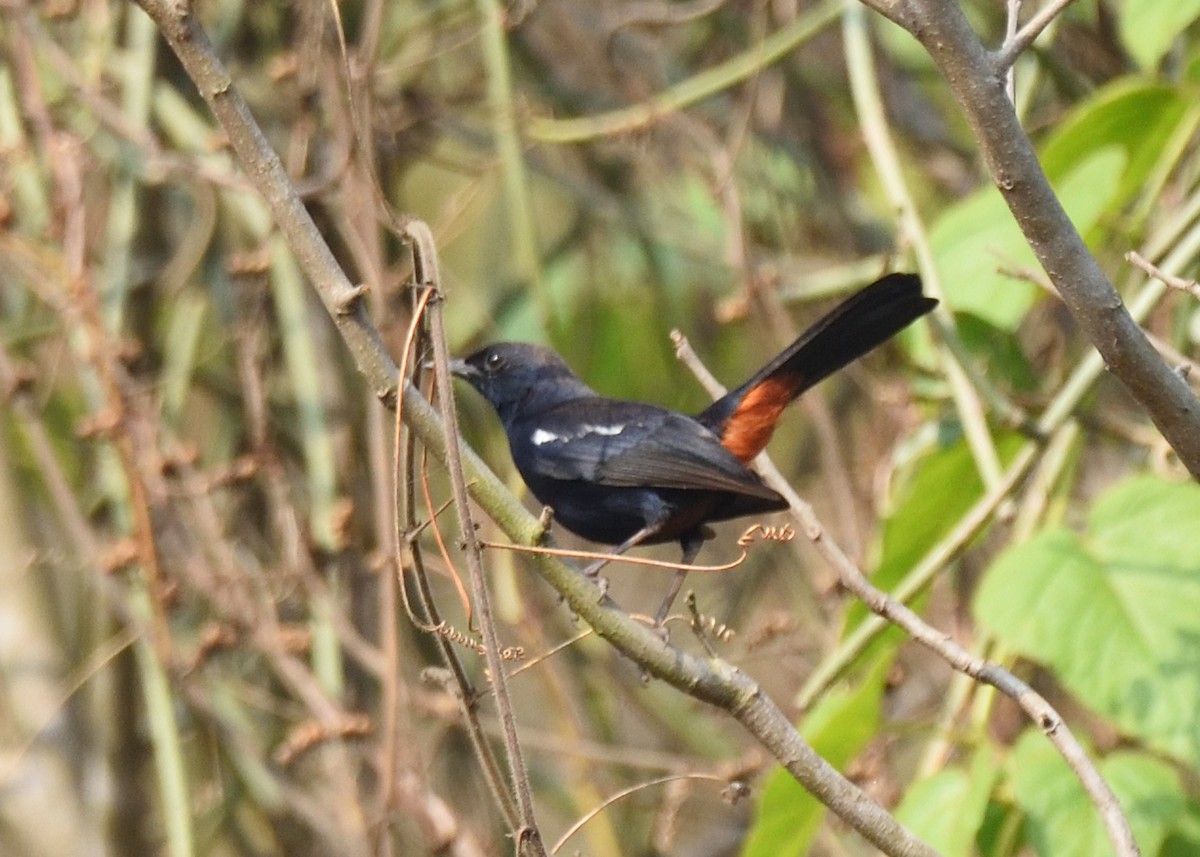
[130,2,937,853]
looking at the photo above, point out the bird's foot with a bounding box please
[581,555,611,578]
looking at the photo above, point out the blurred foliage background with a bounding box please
[3,0,1200,856]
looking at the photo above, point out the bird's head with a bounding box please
[449,342,594,424]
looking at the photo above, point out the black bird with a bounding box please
[450,273,936,621]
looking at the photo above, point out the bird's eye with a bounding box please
[484,352,505,373]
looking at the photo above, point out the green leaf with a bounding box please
[954,314,1038,393]
[1040,80,1191,210]
[739,654,890,857]
[931,148,1125,329]
[1086,474,1200,569]
[1010,733,1184,857]
[974,476,1200,767]
[1119,0,1200,69]
[935,79,1192,332]
[895,748,999,856]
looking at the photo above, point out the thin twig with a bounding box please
[995,0,1079,72]
[478,540,750,573]
[1127,250,1200,300]
[506,630,593,681]
[407,220,548,857]
[1004,0,1021,101]
[370,184,408,847]
[672,317,1141,857]
[399,434,523,830]
[550,773,736,855]
[418,449,475,623]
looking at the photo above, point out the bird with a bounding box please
[450,272,936,623]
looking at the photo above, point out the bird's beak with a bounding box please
[447,358,477,380]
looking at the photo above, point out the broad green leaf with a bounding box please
[1119,0,1200,69]
[1010,733,1184,857]
[739,654,890,857]
[1086,474,1200,569]
[974,476,1200,766]
[1040,81,1191,209]
[895,748,999,856]
[935,79,1191,331]
[932,148,1125,329]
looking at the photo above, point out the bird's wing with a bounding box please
[520,400,782,501]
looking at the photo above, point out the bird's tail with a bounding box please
[697,272,936,462]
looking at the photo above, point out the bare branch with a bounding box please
[879,0,1200,479]
[1004,0,1021,99]
[1127,250,1200,300]
[130,2,941,853]
[996,0,1081,71]
[677,319,1141,857]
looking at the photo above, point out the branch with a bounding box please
[877,0,1200,480]
[1003,0,1020,100]
[399,382,939,857]
[409,222,547,857]
[128,2,398,404]
[1127,250,1200,301]
[130,1,939,853]
[996,0,1081,71]
[672,324,1137,857]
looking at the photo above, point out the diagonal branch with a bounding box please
[996,0,1081,71]
[129,1,939,853]
[672,323,1138,857]
[870,0,1200,479]
[398,381,940,857]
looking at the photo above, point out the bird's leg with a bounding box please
[582,523,662,579]
[579,523,664,601]
[652,534,704,627]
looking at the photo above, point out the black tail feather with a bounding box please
[697,272,935,436]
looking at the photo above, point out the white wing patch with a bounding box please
[531,424,626,446]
